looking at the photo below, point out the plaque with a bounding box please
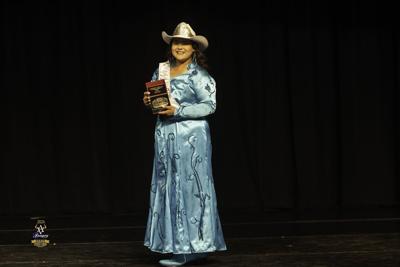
[145,79,171,114]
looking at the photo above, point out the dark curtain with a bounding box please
[1,0,399,219]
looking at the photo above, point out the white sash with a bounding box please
[158,61,178,108]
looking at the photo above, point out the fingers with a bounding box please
[157,106,175,116]
[157,111,172,116]
[157,107,169,115]
[143,93,151,106]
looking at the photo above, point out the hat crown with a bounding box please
[161,22,208,51]
[173,22,196,37]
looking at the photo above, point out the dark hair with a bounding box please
[166,40,209,70]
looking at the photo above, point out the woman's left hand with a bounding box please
[157,105,176,116]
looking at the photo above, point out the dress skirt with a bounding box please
[144,117,227,254]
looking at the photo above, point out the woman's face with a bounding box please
[171,38,195,64]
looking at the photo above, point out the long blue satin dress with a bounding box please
[144,62,227,254]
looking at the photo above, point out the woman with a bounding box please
[143,22,227,266]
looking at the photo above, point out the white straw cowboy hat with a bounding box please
[161,22,209,51]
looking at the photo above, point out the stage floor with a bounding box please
[1,233,399,266]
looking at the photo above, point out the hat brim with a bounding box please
[162,31,208,51]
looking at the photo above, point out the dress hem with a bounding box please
[144,244,227,254]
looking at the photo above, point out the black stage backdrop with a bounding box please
[1,0,399,219]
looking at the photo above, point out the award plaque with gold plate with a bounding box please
[145,79,171,114]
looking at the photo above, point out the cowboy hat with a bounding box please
[161,22,209,51]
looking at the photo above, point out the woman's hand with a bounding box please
[157,105,176,116]
[143,91,151,107]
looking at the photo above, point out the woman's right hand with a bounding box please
[143,91,151,107]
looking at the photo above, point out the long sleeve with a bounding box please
[174,70,217,119]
